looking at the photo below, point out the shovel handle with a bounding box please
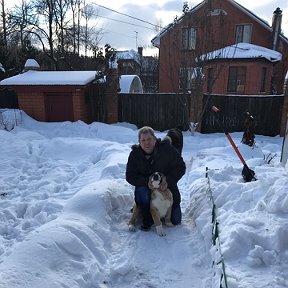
[212,105,247,166]
[225,133,246,166]
[212,106,220,113]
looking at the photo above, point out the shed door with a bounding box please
[45,93,73,122]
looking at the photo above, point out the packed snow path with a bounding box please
[0,118,213,288]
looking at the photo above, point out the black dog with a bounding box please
[165,127,183,155]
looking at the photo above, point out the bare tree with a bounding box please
[69,0,81,54]
[0,0,7,49]
[161,2,231,130]
[80,3,102,57]
[2,0,111,71]
[8,0,36,48]
[54,0,71,54]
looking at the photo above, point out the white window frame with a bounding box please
[235,24,252,43]
[182,27,196,50]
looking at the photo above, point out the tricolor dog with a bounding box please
[165,127,183,155]
[128,172,174,236]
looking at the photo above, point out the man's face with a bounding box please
[139,132,156,154]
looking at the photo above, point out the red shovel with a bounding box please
[212,106,256,182]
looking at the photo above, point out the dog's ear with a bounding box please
[148,176,154,190]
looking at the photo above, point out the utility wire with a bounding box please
[91,2,162,30]
[104,28,147,43]
[97,14,155,31]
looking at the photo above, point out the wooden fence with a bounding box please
[1,85,285,136]
[202,94,284,136]
[118,93,190,131]
[119,92,285,136]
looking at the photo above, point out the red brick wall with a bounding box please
[17,90,46,121]
[204,60,274,95]
[72,88,90,123]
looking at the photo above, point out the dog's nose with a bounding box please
[153,173,160,180]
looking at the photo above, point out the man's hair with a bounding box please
[138,126,156,141]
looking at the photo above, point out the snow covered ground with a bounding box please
[0,111,287,288]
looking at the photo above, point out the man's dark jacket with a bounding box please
[126,139,186,206]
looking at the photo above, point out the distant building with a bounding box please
[116,49,141,75]
[141,56,159,93]
[116,47,159,93]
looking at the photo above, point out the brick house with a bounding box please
[151,0,288,96]
[116,48,159,93]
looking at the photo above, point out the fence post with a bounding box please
[280,80,288,136]
[105,63,119,124]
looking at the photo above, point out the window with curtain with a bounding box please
[227,66,247,93]
[182,27,196,50]
[235,24,252,43]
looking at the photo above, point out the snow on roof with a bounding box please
[0,70,98,86]
[199,43,282,62]
[24,59,40,70]
[119,75,143,93]
[116,50,141,65]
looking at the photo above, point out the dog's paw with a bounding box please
[128,224,136,232]
[155,225,166,237]
[165,221,174,227]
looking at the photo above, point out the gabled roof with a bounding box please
[0,70,99,86]
[151,0,288,48]
[199,42,282,62]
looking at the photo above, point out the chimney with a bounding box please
[24,59,40,71]
[272,7,282,51]
[138,47,143,57]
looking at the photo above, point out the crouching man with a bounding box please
[126,126,186,231]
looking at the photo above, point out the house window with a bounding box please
[227,66,247,93]
[207,68,214,93]
[235,24,252,43]
[179,67,203,91]
[260,67,267,92]
[182,27,196,50]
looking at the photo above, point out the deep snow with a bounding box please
[0,110,288,288]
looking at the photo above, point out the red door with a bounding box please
[45,93,74,122]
